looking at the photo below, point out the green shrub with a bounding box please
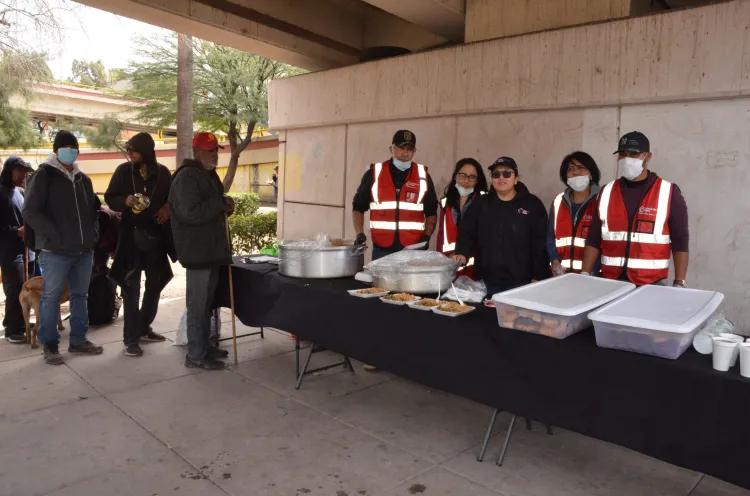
[228,212,277,255]
[228,192,260,217]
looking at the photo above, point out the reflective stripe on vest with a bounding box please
[599,177,673,283]
[561,259,583,270]
[369,162,429,247]
[370,221,426,231]
[440,198,456,252]
[552,191,590,273]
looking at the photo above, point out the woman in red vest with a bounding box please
[547,151,601,276]
[436,158,487,279]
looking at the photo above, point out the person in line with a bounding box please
[22,130,103,365]
[169,132,234,370]
[452,157,548,296]
[0,156,35,343]
[352,130,438,260]
[105,132,175,357]
[581,131,689,287]
[436,158,487,279]
[548,151,601,276]
[267,164,279,201]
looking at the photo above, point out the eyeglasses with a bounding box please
[125,147,135,154]
[456,173,478,182]
[567,163,588,173]
[491,170,514,179]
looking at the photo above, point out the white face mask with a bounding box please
[566,175,590,192]
[619,157,645,181]
[455,184,474,197]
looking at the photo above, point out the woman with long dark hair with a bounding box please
[436,158,487,278]
[547,151,601,276]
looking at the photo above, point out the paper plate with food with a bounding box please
[348,287,389,298]
[380,293,421,305]
[433,301,475,317]
[407,298,442,311]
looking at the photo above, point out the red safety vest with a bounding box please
[552,193,595,273]
[439,197,477,279]
[599,177,673,285]
[369,161,428,248]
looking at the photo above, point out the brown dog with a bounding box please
[19,276,69,349]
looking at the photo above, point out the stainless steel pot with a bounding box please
[365,251,459,294]
[371,269,456,294]
[279,240,364,279]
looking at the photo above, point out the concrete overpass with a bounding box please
[10,83,175,135]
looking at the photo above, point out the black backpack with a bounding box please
[88,269,121,326]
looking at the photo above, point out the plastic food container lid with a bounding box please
[492,274,635,317]
[588,285,725,334]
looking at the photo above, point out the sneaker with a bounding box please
[68,340,104,355]
[141,330,166,342]
[185,356,225,370]
[125,344,144,357]
[5,333,26,344]
[206,347,229,359]
[44,345,64,366]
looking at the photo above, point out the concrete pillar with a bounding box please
[465,0,631,42]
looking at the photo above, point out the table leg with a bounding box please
[477,408,499,462]
[525,418,533,431]
[546,424,554,435]
[261,326,265,339]
[496,415,517,467]
[295,343,316,390]
[344,356,355,374]
[295,337,300,380]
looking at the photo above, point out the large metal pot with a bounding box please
[279,239,364,279]
[365,251,458,294]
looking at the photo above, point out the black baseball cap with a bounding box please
[614,131,650,155]
[3,156,34,172]
[488,156,518,174]
[392,130,416,148]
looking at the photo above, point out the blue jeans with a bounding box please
[38,251,93,348]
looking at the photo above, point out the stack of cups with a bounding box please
[741,342,750,379]
[712,336,740,372]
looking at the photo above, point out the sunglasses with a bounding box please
[491,170,514,179]
[456,172,478,182]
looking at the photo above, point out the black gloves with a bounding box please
[355,233,367,246]
[420,234,430,250]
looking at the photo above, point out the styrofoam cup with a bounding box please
[693,330,716,354]
[740,343,750,378]
[712,338,739,372]
[719,334,745,366]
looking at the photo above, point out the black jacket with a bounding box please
[22,155,100,255]
[104,159,175,291]
[0,165,27,264]
[455,184,549,285]
[168,159,232,269]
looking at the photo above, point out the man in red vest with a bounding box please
[352,130,438,260]
[581,131,689,287]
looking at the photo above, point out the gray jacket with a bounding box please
[168,159,232,269]
[22,154,100,255]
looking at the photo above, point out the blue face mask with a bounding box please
[57,148,79,165]
[392,158,411,171]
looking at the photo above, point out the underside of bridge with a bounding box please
[75,0,716,71]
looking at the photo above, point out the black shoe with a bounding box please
[68,340,104,355]
[185,356,225,370]
[141,330,166,342]
[5,333,26,344]
[125,344,144,357]
[206,347,229,359]
[44,344,64,365]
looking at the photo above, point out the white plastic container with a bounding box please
[492,274,636,339]
[589,285,724,359]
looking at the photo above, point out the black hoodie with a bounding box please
[455,182,549,285]
[0,158,28,264]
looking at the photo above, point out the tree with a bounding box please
[0,50,52,148]
[69,59,108,87]
[0,0,73,54]
[125,34,303,190]
[176,34,193,167]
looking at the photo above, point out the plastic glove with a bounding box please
[354,233,367,246]
[420,234,430,250]
[551,262,566,277]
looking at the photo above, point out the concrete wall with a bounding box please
[465,0,631,42]
[269,0,750,324]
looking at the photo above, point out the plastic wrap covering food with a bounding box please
[702,313,735,336]
[364,250,458,280]
[442,275,487,303]
[279,233,359,257]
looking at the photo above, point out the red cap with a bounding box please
[192,132,224,151]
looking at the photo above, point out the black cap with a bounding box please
[392,130,416,148]
[53,130,79,152]
[488,156,518,174]
[3,156,34,172]
[614,131,650,155]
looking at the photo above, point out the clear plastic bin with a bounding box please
[492,274,636,339]
[589,285,724,359]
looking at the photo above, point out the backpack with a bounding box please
[88,269,121,326]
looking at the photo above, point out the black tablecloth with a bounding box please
[215,260,750,490]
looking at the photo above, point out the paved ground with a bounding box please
[1,274,749,495]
